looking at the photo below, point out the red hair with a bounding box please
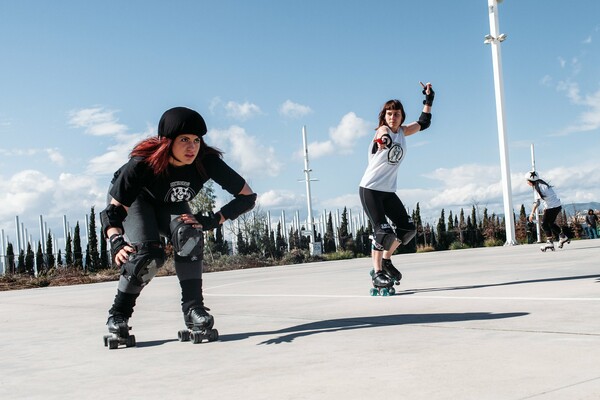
[130,136,223,178]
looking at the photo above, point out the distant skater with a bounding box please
[527,171,570,252]
[359,82,434,295]
[100,106,256,348]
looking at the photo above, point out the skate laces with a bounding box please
[189,306,210,318]
[111,314,128,324]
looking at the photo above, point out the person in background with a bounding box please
[585,209,598,239]
[527,171,570,251]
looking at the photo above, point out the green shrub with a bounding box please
[449,241,471,250]
[484,238,504,247]
[322,250,354,261]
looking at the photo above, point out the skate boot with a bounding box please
[103,314,136,349]
[540,239,555,252]
[558,234,570,249]
[178,306,219,344]
[382,258,402,285]
[370,270,395,296]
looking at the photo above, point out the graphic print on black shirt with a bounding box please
[165,181,197,202]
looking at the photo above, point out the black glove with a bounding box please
[109,234,130,262]
[194,212,221,231]
[422,86,435,106]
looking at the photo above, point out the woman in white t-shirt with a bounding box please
[527,171,570,250]
[359,83,434,295]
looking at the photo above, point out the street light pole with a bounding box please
[485,0,517,245]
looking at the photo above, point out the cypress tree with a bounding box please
[65,232,73,266]
[45,232,55,269]
[36,242,45,274]
[6,243,15,274]
[88,207,99,271]
[17,249,25,274]
[73,223,83,269]
[25,243,34,275]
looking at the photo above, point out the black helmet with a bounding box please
[158,107,207,139]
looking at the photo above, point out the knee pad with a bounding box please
[121,242,165,287]
[170,218,204,261]
[372,223,398,251]
[396,221,416,245]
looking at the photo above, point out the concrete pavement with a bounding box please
[1,239,599,399]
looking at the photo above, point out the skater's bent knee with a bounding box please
[170,218,204,260]
[395,224,416,245]
[373,223,398,251]
[121,241,165,286]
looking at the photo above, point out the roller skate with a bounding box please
[178,306,219,344]
[558,234,570,249]
[370,270,395,296]
[540,239,555,252]
[103,314,136,349]
[382,258,402,285]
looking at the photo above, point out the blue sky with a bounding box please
[1,0,599,248]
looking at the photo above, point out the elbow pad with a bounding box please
[220,193,257,220]
[417,112,432,131]
[100,204,128,238]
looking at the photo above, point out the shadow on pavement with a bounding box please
[220,312,528,345]
[136,338,179,348]
[400,274,600,295]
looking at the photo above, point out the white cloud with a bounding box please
[207,125,282,178]
[86,127,152,175]
[46,149,65,166]
[209,97,222,114]
[558,57,566,68]
[68,107,128,137]
[0,170,54,221]
[52,173,105,217]
[555,83,600,135]
[304,112,371,159]
[224,101,262,120]
[258,189,305,210]
[0,148,65,166]
[279,100,313,118]
[307,141,335,158]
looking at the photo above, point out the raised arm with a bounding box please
[404,82,434,136]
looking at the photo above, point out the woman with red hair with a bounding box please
[100,106,256,348]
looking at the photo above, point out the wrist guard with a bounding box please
[220,193,257,220]
[109,234,129,262]
[194,212,221,231]
[422,87,435,106]
[100,204,127,238]
[417,112,432,131]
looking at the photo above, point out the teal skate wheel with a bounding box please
[369,288,379,296]
[380,288,390,296]
[388,287,396,296]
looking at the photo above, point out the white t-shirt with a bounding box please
[534,182,561,209]
[359,126,406,192]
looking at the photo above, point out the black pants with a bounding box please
[542,206,563,240]
[108,191,205,315]
[359,186,410,237]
